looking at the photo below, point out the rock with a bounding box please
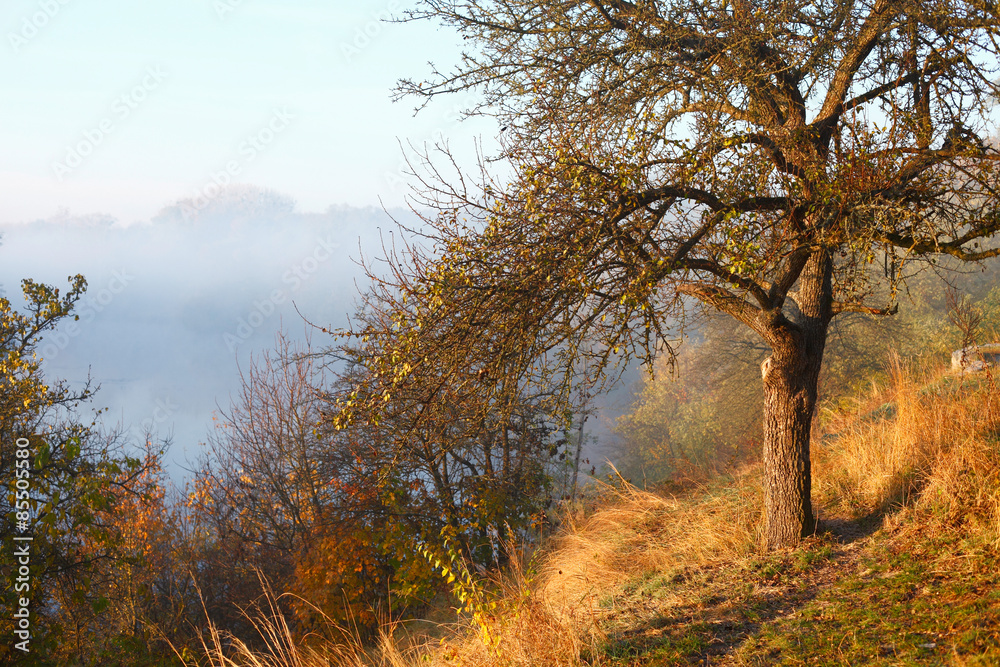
[951,343,1000,373]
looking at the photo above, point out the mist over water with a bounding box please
[1,194,415,478]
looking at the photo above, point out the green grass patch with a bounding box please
[734,535,1000,665]
[598,621,711,665]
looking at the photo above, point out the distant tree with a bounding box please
[366,0,1000,547]
[614,312,767,485]
[153,184,296,225]
[193,334,425,637]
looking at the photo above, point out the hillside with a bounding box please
[190,356,1000,666]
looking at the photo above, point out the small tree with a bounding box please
[0,276,164,662]
[191,334,396,635]
[331,282,565,563]
[361,0,1000,547]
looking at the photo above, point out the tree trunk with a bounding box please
[760,251,832,549]
[761,347,820,547]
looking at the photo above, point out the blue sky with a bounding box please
[0,0,494,224]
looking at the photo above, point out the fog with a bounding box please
[2,187,636,481]
[1,188,414,478]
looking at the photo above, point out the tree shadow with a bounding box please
[818,509,886,544]
[591,529,878,665]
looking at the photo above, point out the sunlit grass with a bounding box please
[188,355,1000,665]
[815,352,1000,548]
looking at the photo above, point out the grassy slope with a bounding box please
[189,360,1000,666]
[419,360,1000,667]
[571,361,1000,666]
[592,516,1000,665]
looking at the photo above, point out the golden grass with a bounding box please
[190,352,1000,666]
[815,352,1000,547]
[539,472,761,614]
[416,471,762,667]
[174,573,413,667]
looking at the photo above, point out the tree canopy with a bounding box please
[331,0,1000,547]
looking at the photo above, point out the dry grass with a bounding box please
[189,352,1000,666]
[539,471,761,615]
[182,472,763,667]
[815,352,1000,547]
[175,574,414,667]
[417,472,762,667]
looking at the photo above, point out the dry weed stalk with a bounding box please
[174,571,415,667]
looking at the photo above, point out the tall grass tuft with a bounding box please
[815,352,1000,547]
[175,572,414,667]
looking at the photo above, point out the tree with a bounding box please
[359,0,1000,547]
[612,266,981,488]
[47,447,175,664]
[190,335,335,637]
[0,276,165,663]
[331,288,565,564]
[194,334,429,637]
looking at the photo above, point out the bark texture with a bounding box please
[759,251,833,548]
[761,351,819,547]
